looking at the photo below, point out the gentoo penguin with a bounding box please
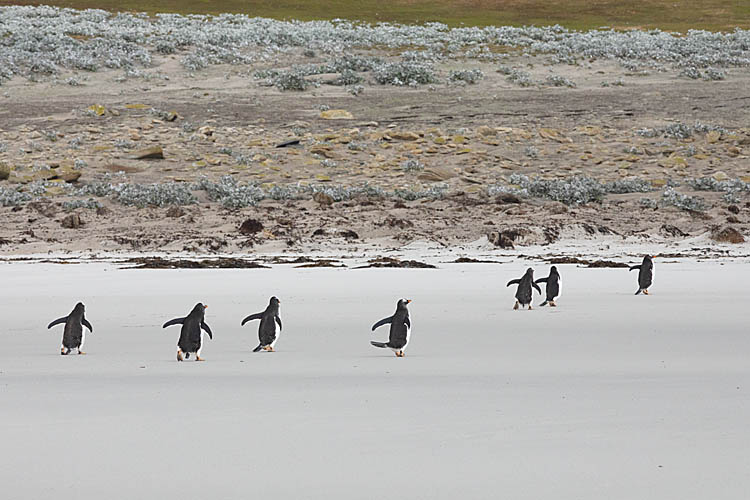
[371,298,411,357]
[162,303,213,361]
[630,255,654,295]
[47,302,93,355]
[506,268,542,310]
[535,265,561,307]
[241,296,282,352]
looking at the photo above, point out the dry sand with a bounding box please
[1,53,749,255]
[1,258,749,499]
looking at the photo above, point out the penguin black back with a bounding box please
[241,296,282,352]
[629,255,654,295]
[535,266,561,307]
[371,298,412,357]
[47,302,93,355]
[507,268,542,310]
[163,303,212,361]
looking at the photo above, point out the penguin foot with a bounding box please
[513,301,519,310]
[177,350,184,362]
[78,350,86,355]
[262,346,275,352]
[528,305,533,310]
[395,351,405,357]
[60,348,69,356]
[643,289,650,295]
[550,301,557,307]
[195,356,205,361]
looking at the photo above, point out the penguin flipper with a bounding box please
[370,341,388,348]
[629,265,641,271]
[275,315,282,330]
[82,318,93,333]
[371,316,393,331]
[534,277,549,284]
[252,344,263,352]
[506,278,521,287]
[162,317,185,328]
[533,282,542,295]
[241,312,263,326]
[47,316,68,329]
[404,316,411,329]
[201,321,213,339]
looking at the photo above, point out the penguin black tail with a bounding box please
[370,341,388,348]
[252,344,263,352]
[635,288,642,295]
[539,300,548,307]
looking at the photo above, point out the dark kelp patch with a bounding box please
[265,256,344,267]
[547,257,629,268]
[294,259,346,268]
[355,257,436,269]
[450,257,505,264]
[120,257,270,269]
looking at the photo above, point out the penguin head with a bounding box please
[269,296,280,310]
[73,302,85,314]
[643,255,654,266]
[191,303,208,316]
[525,267,534,276]
[397,298,412,309]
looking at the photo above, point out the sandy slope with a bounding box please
[1,260,749,499]
[2,50,749,255]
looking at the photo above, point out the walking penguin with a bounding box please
[507,268,542,310]
[162,303,213,361]
[47,302,93,355]
[241,296,283,352]
[371,299,412,357]
[630,255,654,295]
[535,266,561,307]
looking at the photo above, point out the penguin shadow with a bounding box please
[237,349,299,355]
[357,353,422,359]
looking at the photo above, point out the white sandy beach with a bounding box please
[1,258,749,499]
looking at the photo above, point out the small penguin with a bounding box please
[507,268,542,310]
[629,255,654,295]
[47,302,93,355]
[371,299,412,357]
[241,296,282,352]
[535,265,561,307]
[162,303,212,361]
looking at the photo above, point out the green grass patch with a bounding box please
[1,0,748,31]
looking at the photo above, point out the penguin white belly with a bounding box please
[390,325,410,352]
[269,325,280,348]
[194,331,208,356]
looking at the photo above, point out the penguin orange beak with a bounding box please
[204,305,208,309]
[406,299,412,304]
